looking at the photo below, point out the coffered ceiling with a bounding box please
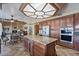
[20,3,67,19]
[20,3,57,19]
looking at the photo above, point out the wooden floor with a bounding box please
[0,41,79,56]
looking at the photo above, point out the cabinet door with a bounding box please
[48,21,51,26]
[50,20,55,30]
[60,17,66,27]
[24,39,34,55]
[50,20,55,37]
[75,13,79,30]
[60,15,73,27]
[66,15,73,27]
[54,19,60,30]
[29,40,33,55]
[73,36,79,51]
[43,21,47,26]
[54,19,60,38]
[51,19,60,38]
[33,42,45,56]
[74,13,79,51]
[24,38,29,50]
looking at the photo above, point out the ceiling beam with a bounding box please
[41,3,48,11]
[19,3,27,12]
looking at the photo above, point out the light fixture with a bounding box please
[11,15,14,22]
[21,3,57,19]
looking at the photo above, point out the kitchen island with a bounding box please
[24,35,58,56]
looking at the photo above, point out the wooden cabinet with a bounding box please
[73,13,79,50]
[60,17,66,27]
[33,41,57,56]
[33,42,46,56]
[50,19,60,30]
[60,15,73,27]
[42,21,47,26]
[54,19,60,30]
[24,38,29,50]
[38,13,79,51]
[24,36,57,56]
[39,19,60,38]
[47,20,51,26]
[24,38,33,55]
[50,20,55,29]
[29,40,34,55]
[66,16,73,27]
[59,15,74,48]
[50,20,55,37]
[50,19,60,38]
[74,13,79,30]
[73,35,79,51]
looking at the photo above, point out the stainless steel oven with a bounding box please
[60,27,73,43]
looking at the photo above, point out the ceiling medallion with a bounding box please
[35,11,44,16]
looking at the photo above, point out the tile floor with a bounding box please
[0,40,79,56]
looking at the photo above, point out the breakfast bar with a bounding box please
[24,35,58,56]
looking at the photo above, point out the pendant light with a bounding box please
[11,15,14,22]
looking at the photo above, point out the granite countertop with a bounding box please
[23,35,58,45]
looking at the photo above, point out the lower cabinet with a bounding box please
[33,42,46,56]
[24,39,57,56]
[28,40,33,55]
[24,38,33,55]
[73,36,79,51]
[33,41,57,56]
[24,38,29,50]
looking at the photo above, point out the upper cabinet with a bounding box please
[47,20,51,26]
[50,20,55,30]
[60,17,66,27]
[66,15,73,27]
[44,21,48,26]
[50,19,60,30]
[74,13,79,30]
[60,15,73,27]
[54,19,60,30]
[50,19,60,38]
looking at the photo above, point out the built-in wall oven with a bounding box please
[60,27,73,43]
